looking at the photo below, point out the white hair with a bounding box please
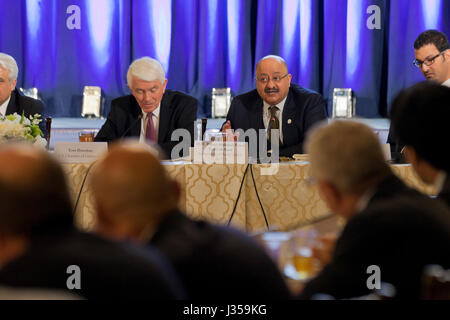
[305,120,390,193]
[126,57,165,87]
[0,53,18,82]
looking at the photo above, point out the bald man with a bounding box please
[0,144,183,299]
[223,55,327,158]
[91,142,292,299]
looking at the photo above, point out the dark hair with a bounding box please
[414,30,450,52]
[0,149,74,237]
[390,82,450,172]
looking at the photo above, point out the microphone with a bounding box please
[267,117,276,132]
[45,117,52,150]
[121,114,143,139]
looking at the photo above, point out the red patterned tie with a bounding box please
[145,112,156,142]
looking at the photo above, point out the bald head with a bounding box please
[91,143,179,239]
[255,55,292,106]
[0,144,73,237]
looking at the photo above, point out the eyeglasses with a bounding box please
[413,51,445,68]
[255,73,289,83]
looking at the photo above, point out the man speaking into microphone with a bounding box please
[95,57,197,159]
[222,55,327,157]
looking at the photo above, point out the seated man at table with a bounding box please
[95,57,197,159]
[90,142,292,299]
[0,144,183,299]
[0,53,44,131]
[390,82,450,207]
[387,30,450,159]
[299,121,450,299]
[222,55,327,158]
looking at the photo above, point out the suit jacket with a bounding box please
[95,90,197,159]
[300,174,450,300]
[0,227,184,299]
[5,89,44,117]
[226,84,327,157]
[438,175,450,207]
[5,89,46,135]
[149,210,292,299]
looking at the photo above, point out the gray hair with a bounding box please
[0,53,18,82]
[256,55,288,72]
[126,57,165,87]
[305,120,390,193]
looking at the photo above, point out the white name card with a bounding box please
[193,141,248,164]
[54,142,108,163]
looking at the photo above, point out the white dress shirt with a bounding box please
[442,78,450,88]
[0,96,11,117]
[263,96,287,144]
[139,105,160,143]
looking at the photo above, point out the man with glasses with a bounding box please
[222,55,327,158]
[388,30,450,160]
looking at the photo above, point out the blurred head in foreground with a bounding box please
[0,143,73,266]
[91,141,179,243]
[305,120,391,219]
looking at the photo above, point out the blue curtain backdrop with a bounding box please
[0,0,449,118]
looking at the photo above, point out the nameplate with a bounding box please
[54,142,108,163]
[193,141,248,164]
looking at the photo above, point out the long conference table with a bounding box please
[63,161,436,233]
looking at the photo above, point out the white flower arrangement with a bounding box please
[0,112,47,147]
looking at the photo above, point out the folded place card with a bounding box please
[54,142,108,163]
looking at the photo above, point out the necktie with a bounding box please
[268,106,281,146]
[145,112,156,142]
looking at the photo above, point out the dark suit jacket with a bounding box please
[5,89,46,135]
[5,89,44,117]
[300,174,450,300]
[226,84,327,157]
[438,175,450,207]
[0,227,184,299]
[95,90,197,159]
[149,210,292,299]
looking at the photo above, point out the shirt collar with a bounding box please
[354,187,376,214]
[143,104,161,119]
[263,96,288,114]
[0,95,11,116]
[433,171,447,194]
[442,78,450,88]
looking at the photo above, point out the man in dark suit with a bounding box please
[390,82,450,207]
[0,144,184,299]
[223,55,327,158]
[90,143,292,299]
[0,53,44,118]
[95,57,197,159]
[299,121,450,299]
[388,30,450,159]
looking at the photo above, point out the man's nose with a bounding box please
[421,63,430,73]
[143,91,153,101]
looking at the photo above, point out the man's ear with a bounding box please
[10,79,17,91]
[318,180,341,212]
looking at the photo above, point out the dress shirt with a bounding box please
[0,96,11,117]
[139,105,160,143]
[263,96,287,144]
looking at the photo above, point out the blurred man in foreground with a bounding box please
[0,144,183,299]
[299,121,450,299]
[90,142,292,299]
[390,82,450,207]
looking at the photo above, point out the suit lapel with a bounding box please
[282,91,297,146]
[130,96,142,137]
[254,97,264,131]
[158,92,171,143]
[5,90,18,115]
